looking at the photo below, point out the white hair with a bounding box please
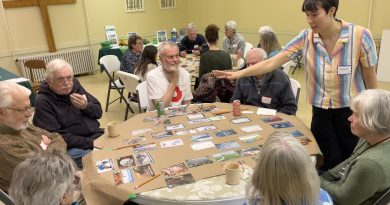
[186,22,197,31]
[158,41,179,58]
[245,48,268,62]
[225,20,237,30]
[0,81,31,108]
[46,59,74,80]
[258,25,274,36]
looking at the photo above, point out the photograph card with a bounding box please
[134,152,154,166]
[165,173,196,188]
[189,133,212,142]
[188,118,210,125]
[240,125,263,133]
[187,113,205,120]
[96,158,114,174]
[295,136,312,145]
[160,138,184,148]
[113,170,124,186]
[133,164,155,181]
[123,136,146,145]
[117,155,136,169]
[239,134,261,143]
[196,125,217,132]
[215,141,241,151]
[213,150,241,162]
[132,128,153,136]
[215,129,237,137]
[133,143,157,152]
[113,169,134,186]
[175,129,197,136]
[260,116,283,123]
[290,130,304,137]
[151,130,174,139]
[160,163,189,178]
[185,156,214,168]
[191,141,215,151]
[237,147,262,157]
[208,115,226,121]
[165,124,185,131]
[270,121,294,129]
[230,117,251,124]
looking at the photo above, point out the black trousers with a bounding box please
[311,106,358,171]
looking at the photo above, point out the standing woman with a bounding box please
[134,45,158,81]
[214,0,378,171]
[120,35,143,74]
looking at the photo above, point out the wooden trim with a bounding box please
[38,0,56,52]
[3,0,38,8]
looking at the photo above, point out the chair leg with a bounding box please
[119,88,123,103]
[124,103,129,121]
[105,84,111,112]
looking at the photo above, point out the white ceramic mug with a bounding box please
[224,162,241,185]
[107,122,119,138]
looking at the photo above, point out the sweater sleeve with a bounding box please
[78,85,103,119]
[320,158,385,205]
[277,81,297,115]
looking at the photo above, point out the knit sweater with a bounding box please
[0,124,66,192]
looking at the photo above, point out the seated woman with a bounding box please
[257,26,281,58]
[9,149,78,205]
[321,89,390,205]
[134,45,158,81]
[245,132,333,205]
[120,34,143,74]
[198,24,232,81]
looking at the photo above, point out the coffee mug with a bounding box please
[107,122,119,138]
[224,162,241,185]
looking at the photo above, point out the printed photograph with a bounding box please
[160,163,189,178]
[237,147,262,157]
[165,173,196,188]
[260,116,283,123]
[160,138,184,148]
[185,156,214,168]
[117,155,136,169]
[96,158,114,174]
[151,130,174,139]
[175,129,197,136]
[196,125,217,132]
[133,143,157,152]
[270,121,294,129]
[190,133,212,142]
[134,152,154,166]
[215,141,241,151]
[213,150,241,162]
[215,129,237,137]
[133,164,155,181]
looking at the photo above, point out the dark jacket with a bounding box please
[33,79,103,150]
[179,34,209,55]
[231,69,297,115]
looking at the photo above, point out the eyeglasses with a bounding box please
[4,106,32,113]
[164,54,179,60]
[135,41,144,45]
[53,76,73,84]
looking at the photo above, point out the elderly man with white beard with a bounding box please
[146,41,193,111]
[0,82,66,192]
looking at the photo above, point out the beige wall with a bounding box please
[0,0,389,75]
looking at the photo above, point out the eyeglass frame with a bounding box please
[3,106,33,113]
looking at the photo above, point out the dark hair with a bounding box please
[134,45,158,78]
[205,24,219,44]
[301,0,338,17]
[128,34,142,49]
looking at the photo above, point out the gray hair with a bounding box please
[258,25,274,36]
[186,22,197,31]
[46,59,74,80]
[350,89,390,136]
[9,149,76,205]
[225,20,237,31]
[0,81,31,108]
[246,47,268,61]
[249,131,320,205]
[158,41,179,58]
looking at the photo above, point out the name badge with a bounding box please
[232,44,237,48]
[337,65,352,75]
[261,96,272,104]
[194,45,198,48]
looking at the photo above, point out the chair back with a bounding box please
[0,189,15,205]
[289,78,301,102]
[117,71,141,94]
[99,55,121,76]
[373,188,390,205]
[243,42,253,60]
[136,81,148,111]
[23,59,46,92]
[281,60,293,75]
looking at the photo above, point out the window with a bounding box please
[125,0,145,12]
[160,0,176,9]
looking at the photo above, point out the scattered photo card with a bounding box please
[260,116,283,123]
[188,118,210,124]
[113,169,134,186]
[132,128,153,136]
[165,173,196,188]
[295,136,312,145]
[133,143,157,153]
[96,158,114,174]
[196,125,217,132]
[213,150,241,162]
[270,121,294,129]
[290,130,304,137]
[215,129,237,137]
[239,134,261,143]
[134,152,154,166]
[160,138,184,148]
[240,125,263,133]
[165,124,185,131]
[133,164,155,181]
[123,136,146,145]
[175,129,197,136]
[117,155,136,169]
[237,147,262,157]
[160,163,189,178]
[151,130,174,139]
[256,107,276,115]
[195,104,218,113]
[215,141,240,151]
[191,141,215,151]
[190,133,212,142]
[187,113,205,120]
[230,117,251,124]
[113,170,124,186]
[185,156,213,168]
[208,115,226,121]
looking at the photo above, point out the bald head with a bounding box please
[245,48,267,66]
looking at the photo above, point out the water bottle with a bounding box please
[171,28,177,42]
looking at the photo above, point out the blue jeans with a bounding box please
[67,148,92,169]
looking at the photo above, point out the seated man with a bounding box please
[231,48,297,115]
[0,82,66,192]
[222,20,245,59]
[179,23,208,57]
[33,59,104,168]
[146,41,193,111]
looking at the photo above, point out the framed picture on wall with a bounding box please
[104,25,118,46]
[125,0,145,12]
[160,0,176,9]
[127,32,137,38]
[156,30,167,43]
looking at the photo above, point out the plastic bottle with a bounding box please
[171,28,177,42]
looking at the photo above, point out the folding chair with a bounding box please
[0,189,14,205]
[243,42,253,60]
[116,71,143,120]
[373,188,390,205]
[289,78,301,102]
[99,55,128,112]
[291,54,303,75]
[281,60,293,75]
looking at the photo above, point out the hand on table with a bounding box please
[180,51,187,58]
[70,93,88,110]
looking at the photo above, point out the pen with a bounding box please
[134,173,161,189]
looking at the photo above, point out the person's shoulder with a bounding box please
[179,67,190,76]
[146,66,163,78]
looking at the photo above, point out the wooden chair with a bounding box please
[23,59,46,93]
